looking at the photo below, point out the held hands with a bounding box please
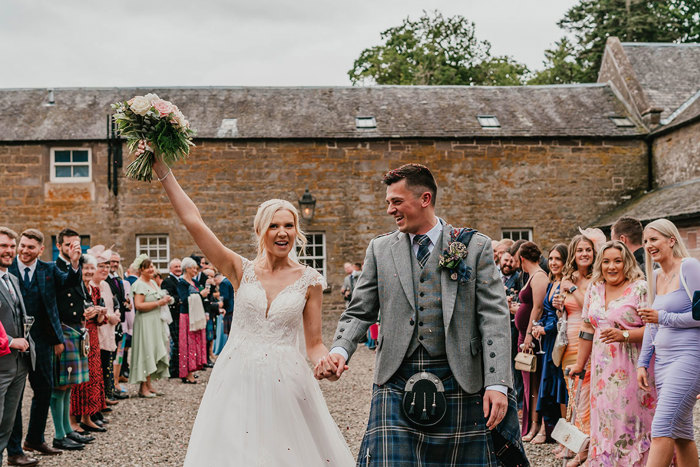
[9,338,29,352]
[313,353,348,382]
[637,367,651,392]
[638,307,659,324]
[483,390,508,430]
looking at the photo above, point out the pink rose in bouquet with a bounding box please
[152,99,174,117]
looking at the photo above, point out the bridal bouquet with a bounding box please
[112,93,196,182]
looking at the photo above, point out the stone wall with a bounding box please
[652,120,700,188]
[0,136,648,308]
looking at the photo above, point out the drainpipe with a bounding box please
[645,137,653,192]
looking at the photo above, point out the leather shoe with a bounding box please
[79,422,107,433]
[67,431,94,444]
[23,440,62,455]
[112,391,128,400]
[6,454,38,466]
[53,437,84,450]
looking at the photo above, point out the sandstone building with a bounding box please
[0,38,698,308]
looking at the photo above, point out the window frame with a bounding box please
[296,232,326,278]
[50,148,92,183]
[500,228,533,242]
[135,234,170,272]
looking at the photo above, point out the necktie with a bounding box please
[414,234,431,268]
[2,274,18,304]
[23,267,31,289]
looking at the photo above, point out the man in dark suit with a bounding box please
[611,217,646,271]
[161,258,182,378]
[0,227,36,467]
[7,229,81,459]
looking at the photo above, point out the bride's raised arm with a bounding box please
[153,159,243,287]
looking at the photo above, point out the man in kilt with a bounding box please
[317,164,527,466]
[52,229,94,450]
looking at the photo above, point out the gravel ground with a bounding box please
[5,310,699,466]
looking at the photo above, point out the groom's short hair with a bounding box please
[383,164,437,206]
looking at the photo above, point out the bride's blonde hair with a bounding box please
[253,199,307,260]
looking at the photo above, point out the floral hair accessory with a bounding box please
[578,227,607,252]
[86,245,113,264]
[130,253,149,271]
[112,93,196,182]
[438,228,477,282]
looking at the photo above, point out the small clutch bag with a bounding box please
[514,348,537,373]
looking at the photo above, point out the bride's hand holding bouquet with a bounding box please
[112,93,196,182]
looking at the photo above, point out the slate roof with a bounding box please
[0,85,646,142]
[622,43,700,122]
[595,178,700,226]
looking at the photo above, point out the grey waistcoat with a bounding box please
[406,235,446,357]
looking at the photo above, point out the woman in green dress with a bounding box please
[129,256,171,397]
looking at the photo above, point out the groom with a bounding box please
[317,164,526,466]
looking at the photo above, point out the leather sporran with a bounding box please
[552,313,568,367]
[401,372,447,427]
[514,348,536,373]
[79,328,90,357]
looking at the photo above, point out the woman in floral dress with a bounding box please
[567,240,655,466]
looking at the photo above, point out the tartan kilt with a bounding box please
[358,348,527,467]
[55,324,89,386]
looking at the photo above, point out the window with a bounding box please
[477,115,500,128]
[50,235,91,261]
[136,235,170,271]
[501,228,532,242]
[297,233,326,278]
[355,116,376,129]
[610,116,634,127]
[50,148,91,182]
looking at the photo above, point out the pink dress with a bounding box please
[583,280,656,466]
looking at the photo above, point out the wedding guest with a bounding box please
[557,231,601,466]
[637,219,700,467]
[531,243,568,443]
[217,272,234,336]
[52,229,94,451]
[0,227,34,467]
[114,277,135,396]
[177,257,208,384]
[130,256,171,397]
[123,266,138,285]
[8,228,81,459]
[567,241,654,466]
[93,247,120,408]
[70,254,107,433]
[611,217,645,271]
[495,238,514,266]
[212,272,232,355]
[340,262,355,308]
[513,241,549,442]
[502,250,524,407]
[161,258,182,378]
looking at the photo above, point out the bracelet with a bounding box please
[157,168,172,182]
[578,331,594,341]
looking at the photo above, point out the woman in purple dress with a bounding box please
[514,241,549,441]
[637,218,700,467]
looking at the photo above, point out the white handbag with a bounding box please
[552,371,589,453]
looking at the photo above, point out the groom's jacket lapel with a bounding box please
[440,223,460,329]
[390,232,416,313]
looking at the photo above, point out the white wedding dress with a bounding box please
[184,259,354,466]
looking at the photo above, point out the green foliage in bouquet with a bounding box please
[111,93,196,182]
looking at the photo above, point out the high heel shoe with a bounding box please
[521,423,540,442]
[566,449,588,467]
[531,431,548,444]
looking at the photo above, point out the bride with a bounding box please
[152,160,354,466]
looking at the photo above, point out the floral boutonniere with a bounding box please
[438,228,476,282]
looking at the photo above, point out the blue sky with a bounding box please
[0,0,578,87]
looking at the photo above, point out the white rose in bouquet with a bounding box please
[129,95,152,116]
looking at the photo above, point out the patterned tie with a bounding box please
[23,267,31,290]
[2,274,18,304]
[414,234,431,268]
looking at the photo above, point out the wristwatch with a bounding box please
[622,330,630,343]
[568,285,578,293]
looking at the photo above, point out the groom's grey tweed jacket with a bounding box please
[333,222,513,394]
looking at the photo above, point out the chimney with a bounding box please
[642,107,663,127]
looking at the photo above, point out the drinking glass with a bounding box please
[532,320,545,355]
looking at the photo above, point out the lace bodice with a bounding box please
[229,259,326,352]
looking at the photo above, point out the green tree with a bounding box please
[348,10,529,86]
[528,37,587,85]
[557,0,700,82]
